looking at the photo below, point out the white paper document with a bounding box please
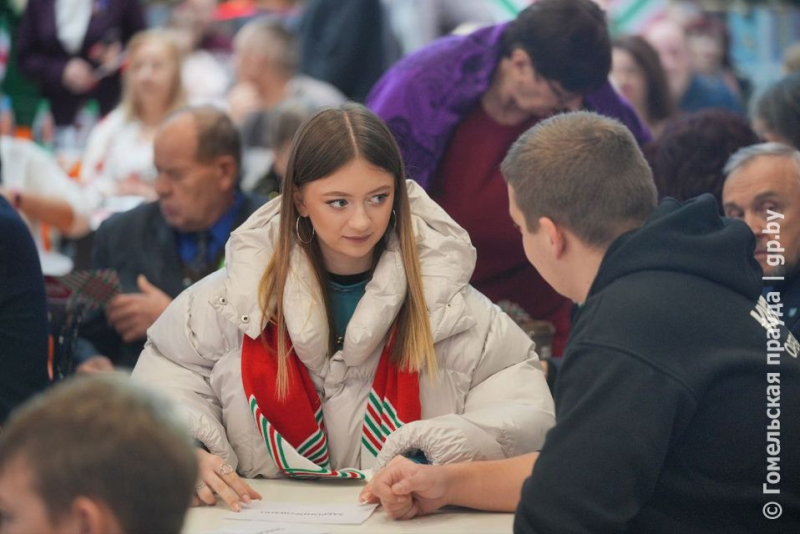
[203,521,328,534]
[223,502,378,525]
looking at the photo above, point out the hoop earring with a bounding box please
[295,216,315,244]
[390,209,397,229]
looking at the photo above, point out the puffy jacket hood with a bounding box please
[217,180,478,368]
[590,195,763,301]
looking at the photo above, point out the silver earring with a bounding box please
[295,216,315,244]
[390,209,397,229]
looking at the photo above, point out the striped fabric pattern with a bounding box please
[242,325,421,479]
[362,393,405,457]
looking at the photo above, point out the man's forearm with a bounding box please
[18,192,75,233]
[442,452,539,512]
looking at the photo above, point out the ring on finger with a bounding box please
[195,482,207,492]
[219,463,234,476]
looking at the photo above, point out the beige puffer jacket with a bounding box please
[132,181,555,477]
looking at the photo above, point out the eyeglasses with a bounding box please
[546,80,582,111]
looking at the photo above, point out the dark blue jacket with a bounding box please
[0,196,49,424]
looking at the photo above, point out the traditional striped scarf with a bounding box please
[241,325,420,479]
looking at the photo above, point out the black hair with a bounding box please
[501,0,611,93]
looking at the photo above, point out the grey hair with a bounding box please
[235,19,298,74]
[724,142,800,179]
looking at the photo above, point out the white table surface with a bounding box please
[183,477,513,534]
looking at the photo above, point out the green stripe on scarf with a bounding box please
[242,324,421,478]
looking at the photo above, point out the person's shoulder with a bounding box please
[579,272,694,333]
[574,270,761,379]
[91,108,128,136]
[153,269,239,351]
[683,75,741,111]
[290,75,345,105]
[97,201,160,236]
[452,285,524,342]
[0,197,28,237]
[241,191,268,215]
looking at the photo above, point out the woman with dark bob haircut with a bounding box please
[611,35,676,138]
[646,109,758,208]
[133,103,554,510]
[753,73,800,149]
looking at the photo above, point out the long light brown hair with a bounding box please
[121,30,186,122]
[258,104,436,397]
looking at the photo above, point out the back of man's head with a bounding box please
[502,111,657,248]
[0,375,197,534]
[502,0,611,94]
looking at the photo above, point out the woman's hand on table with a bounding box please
[360,456,451,520]
[193,448,262,511]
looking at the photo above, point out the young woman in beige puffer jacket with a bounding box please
[132,104,554,510]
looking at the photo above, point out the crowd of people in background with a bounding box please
[1,0,800,533]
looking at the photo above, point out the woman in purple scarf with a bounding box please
[368,0,650,355]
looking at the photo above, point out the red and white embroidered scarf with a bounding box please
[241,324,420,479]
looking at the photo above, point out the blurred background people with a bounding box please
[229,17,343,189]
[299,0,396,101]
[685,16,749,104]
[0,0,43,129]
[751,72,800,150]
[80,30,186,202]
[230,18,344,147]
[611,35,676,139]
[723,142,800,338]
[645,18,741,114]
[0,375,197,534]
[176,0,233,54]
[242,96,315,196]
[647,109,758,208]
[0,196,49,426]
[16,0,145,126]
[384,0,498,56]
[0,134,96,251]
[784,42,800,75]
[76,106,264,373]
[169,0,233,107]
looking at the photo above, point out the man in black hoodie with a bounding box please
[362,111,800,533]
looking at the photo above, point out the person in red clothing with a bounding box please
[368,0,650,354]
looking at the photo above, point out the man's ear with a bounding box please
[69,496,123,534]
[293,187,308,217]
[539,217,566,260]
[216,155,238,191]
